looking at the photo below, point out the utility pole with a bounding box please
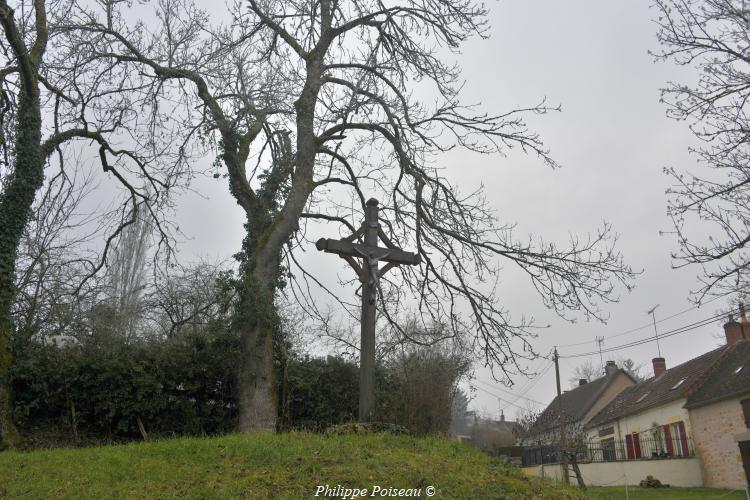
[553,347,570,485]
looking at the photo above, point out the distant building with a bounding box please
[522,306,750,488]
[464,411,521,453]
[524,361,637,448]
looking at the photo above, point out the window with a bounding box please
[601,437,616,462]
[671,378,687,390]
[661,421,690,457]
[626,433,642,460]
[674,421,690,456]
[598,426,614,437]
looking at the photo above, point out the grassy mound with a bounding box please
[0,432,582,499]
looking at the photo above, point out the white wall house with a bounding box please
[524,309,750,489]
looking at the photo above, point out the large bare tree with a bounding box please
[654,0,750,301]
[0,0,73,449]
[0,0,191,448]
[72,0,636,432]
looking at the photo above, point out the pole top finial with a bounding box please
[366,198,379,206]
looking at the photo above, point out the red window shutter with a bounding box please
[677,421,689,456]
[625,433,634,459]
[663,424,674,455]
[633,433,642,459]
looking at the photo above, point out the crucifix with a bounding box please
[316,198,420,422]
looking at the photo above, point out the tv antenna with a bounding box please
[595,336,605,373]
[647,304,662,358]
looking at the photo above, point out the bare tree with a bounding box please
[520,404,587,488]
[0,0,193,448]
[567,357,644,388]
[103,201,151,339]
[11,164,100,347]
[618,357,645,381]
[386,336,472,434]
[450,388,471,436]
[514,401,540,441]
[71,0,637,432]
[567,360,600,389]
[654,0,750,301]
[148,261,236,339]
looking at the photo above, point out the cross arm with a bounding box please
[315,238,420,266]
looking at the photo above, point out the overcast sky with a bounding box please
[168,1,735,419]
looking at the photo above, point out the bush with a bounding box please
[280,347,469,435]
[11,328,239,446]
[11,337,468,447]
[279,355,359,431]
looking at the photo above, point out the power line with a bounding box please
[499,361,554,413]
[556,293,730,349]
[471,384,530,412]
[502,355,553,400]
[560,312,722,359]
[559,310,728,359]
[473,377,545,406]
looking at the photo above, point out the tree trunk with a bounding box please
[233,53,323,434]
[235,258,279,433]
[0,87,44,449]
[569,453,586,489]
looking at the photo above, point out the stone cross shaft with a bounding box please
[315,198,420,422]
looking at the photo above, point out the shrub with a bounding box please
[10,328,239,446]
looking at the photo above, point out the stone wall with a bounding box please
[689,396,748,490]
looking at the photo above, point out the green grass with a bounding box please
[0,432,584,499]
[586,486,748,499]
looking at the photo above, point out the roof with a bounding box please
[587,346,727,428]
[494,419,520,434]
[470,416,519,434]
[530,368,633,434]
[685,340,750,409]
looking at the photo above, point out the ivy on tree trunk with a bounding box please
[0,0,47,449]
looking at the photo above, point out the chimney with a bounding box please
[605,360,617,376]
[579,378,588,386]
[652,357,666,377]
[723,304,749,347]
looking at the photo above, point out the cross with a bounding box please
[316,198,420,422]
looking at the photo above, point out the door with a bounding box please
[739,441,750,488]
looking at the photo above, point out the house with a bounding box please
[684,326,750,489]
[522,361,637,465]
[523,306,750,487]
[572,309,750,488]
[467,411,520,446]
[584,348,724,462]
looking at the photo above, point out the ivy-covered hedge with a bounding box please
[280,355,359,431]
[11,331,240,447]
[10,336,464,448]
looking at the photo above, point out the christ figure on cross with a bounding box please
[316,198,420,422]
